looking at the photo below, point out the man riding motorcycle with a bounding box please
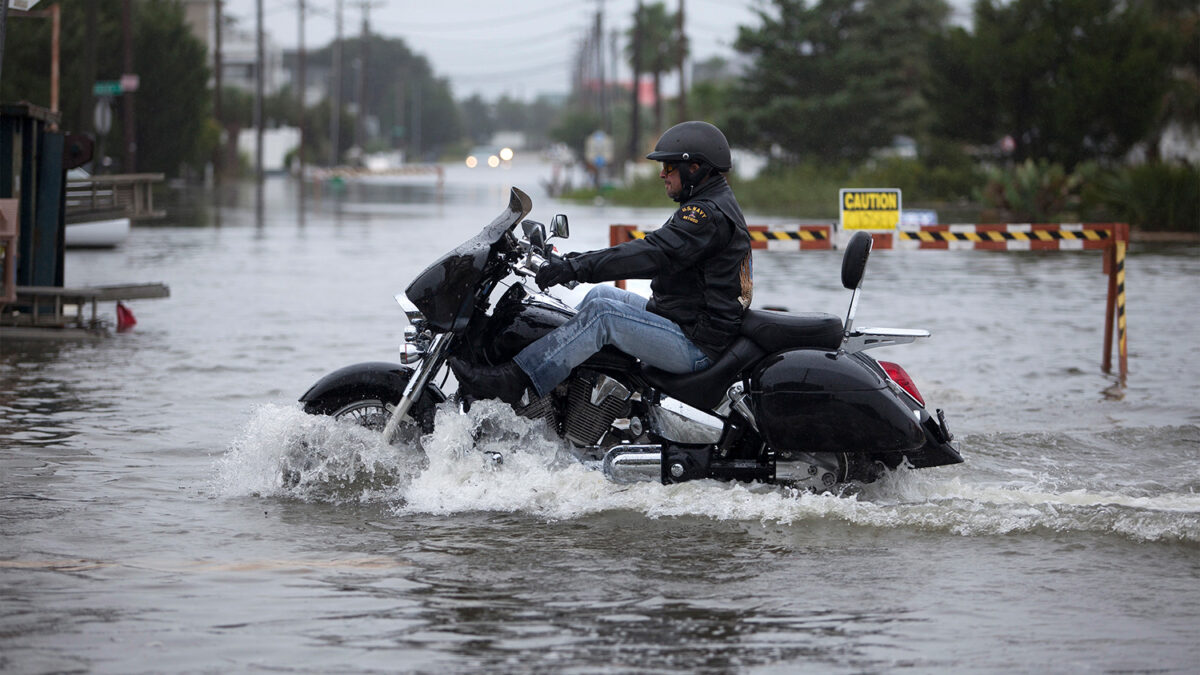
[450,120,754,405]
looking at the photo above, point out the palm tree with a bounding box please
[626,2,685,136]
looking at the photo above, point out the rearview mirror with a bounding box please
[521,219,543,239]
[528,223,547,252]
[551,214,569,239]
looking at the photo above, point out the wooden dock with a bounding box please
[1,283,170,339]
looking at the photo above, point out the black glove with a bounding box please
[536,258,577,289]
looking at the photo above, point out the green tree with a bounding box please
[688,57,737,132]
[307,35,461,160]
[1144,0,1199,158]
[523,96,563,148]
[551,109,603,162]
[133,0,212,175]
[928,0,1179,168]
[731,0,950,162]
[0,0,213,176]
[460,95,494,144]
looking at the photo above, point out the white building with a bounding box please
[182,0,287,96]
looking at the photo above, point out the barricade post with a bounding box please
[890,222,1130,384]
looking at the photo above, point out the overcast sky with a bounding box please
[221,0,973,102]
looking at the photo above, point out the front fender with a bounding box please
[299,361,445,405]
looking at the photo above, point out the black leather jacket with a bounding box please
[566,176,753,359]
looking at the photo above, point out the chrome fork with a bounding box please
[381,332,450,443]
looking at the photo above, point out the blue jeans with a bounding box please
[513,284,712,397]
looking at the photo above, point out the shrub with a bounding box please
[978,159,1083,222]
[1085,163,1200,232]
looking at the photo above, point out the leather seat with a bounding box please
[740,309,843,352]
[641,338,766,411]
[641,310,843,411]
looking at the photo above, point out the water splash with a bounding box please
[213,403,425,503]
[214,403,1200,542]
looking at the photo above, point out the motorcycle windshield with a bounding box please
[405,187,533,332]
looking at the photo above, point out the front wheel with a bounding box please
[303,387,438,443]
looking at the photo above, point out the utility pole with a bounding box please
[346,1,383,159]
[677,0,687,121]
[596,2,606,132]
[49,3,59,117]
[255,0,264,185]
[122,0,137,172]
[330,0,342,166]
[628,0,643,164]
[355,4,367,152]
[297,0,306,179]
[0,2,7,83]
[214,0,223,182]
[83,0,97,136]
[608,28,618,136]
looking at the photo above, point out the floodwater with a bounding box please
[2,159,1198,673]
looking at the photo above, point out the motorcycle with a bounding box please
[300,187,961,490]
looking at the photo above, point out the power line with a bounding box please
[439,55,576,83]
[371,2,576,32]
[398,23,584,49]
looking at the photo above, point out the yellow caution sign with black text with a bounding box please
[840,188,901,231]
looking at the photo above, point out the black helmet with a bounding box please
[646,121,732,172]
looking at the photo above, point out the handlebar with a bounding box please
[512,237,578,290]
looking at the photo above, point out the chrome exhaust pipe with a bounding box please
[602,445,663,483]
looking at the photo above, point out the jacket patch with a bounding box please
[739,254,754,309]
[679,205,709,224]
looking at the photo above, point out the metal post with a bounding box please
[297,0,306,182]
[214,0,223,183]
[50,4,60,119]
[0,1,8,83]
[1102,241,1116,376]
[255,0,264,186]
[330,0,342,166]
[677,0,686,120]
[1115,227,1128,384]
[628,1,642,165]
[122,0,136,172]
[1101,224,1129,384]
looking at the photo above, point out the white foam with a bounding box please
[213,403,1200,542]
[212,404,423,503]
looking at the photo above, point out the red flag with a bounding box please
[116,302,137,331]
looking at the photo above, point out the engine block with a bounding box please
[564,371,630,446]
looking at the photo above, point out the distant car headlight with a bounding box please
[499,147,514,161]
[465,156,478,168]
[487,155,500,168]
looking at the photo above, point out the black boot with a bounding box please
[449,357,531,406]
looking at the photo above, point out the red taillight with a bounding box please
[879,361,925,406]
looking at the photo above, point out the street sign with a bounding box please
[93,81,122,96]
[839,188,902,231]
[93,100,112,134]
[586,130,613,168]
[8,0,43,10]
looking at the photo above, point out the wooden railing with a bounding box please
[4,283,169,333]
[65,173,165,223]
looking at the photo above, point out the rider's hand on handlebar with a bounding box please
[536,257,577,290]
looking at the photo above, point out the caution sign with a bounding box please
[840,189,901,231]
